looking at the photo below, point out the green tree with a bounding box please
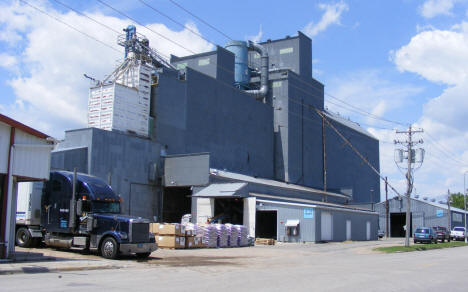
[450,192,466,209]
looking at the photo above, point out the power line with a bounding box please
[20,0,121,53]
[50,0,171,61]
[168,0,233,41]
[325,92,409,127]
[95,0,197,54]
[51,0,119,34]
[315,108,403,198]
[137,0,217,47]
[274,72,409,128]
[425,130,468,166]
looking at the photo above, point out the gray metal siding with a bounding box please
[325,118,380,203]
[51,147,88,174]
[89,129,161,218]
[257,201,316,242]
[164,153,210,187]
[315,208,378,241]
[155,66,274,179]
[55,128,162,220]
[257,200,377,242]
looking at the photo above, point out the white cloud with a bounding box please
[303,1,349,37]
[394,25,468,85]
[419,0,457,18]
[0,53,17,70]
[326,70,422,125]
[392,21,468,196]
[0,1,213,138]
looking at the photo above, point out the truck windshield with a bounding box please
[92,201,120,214]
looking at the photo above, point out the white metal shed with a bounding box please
[0,114,53,259]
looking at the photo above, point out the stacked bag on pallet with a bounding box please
[234,225,249,247]
[225,224,239,247]
[178,222,251,249]
[214,224,228,248]
[197,224,218,248]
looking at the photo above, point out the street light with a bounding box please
[464,171,468,243]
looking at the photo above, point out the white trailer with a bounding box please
[15,182,43,247]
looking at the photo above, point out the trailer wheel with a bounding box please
[100,237,119,259]
[16,227,33,248]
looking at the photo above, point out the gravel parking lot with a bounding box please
[1,238,467,291]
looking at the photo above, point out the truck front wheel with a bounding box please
[16,227,33,248]
[100,237,119,259]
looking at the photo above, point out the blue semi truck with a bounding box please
[15,170,157,259]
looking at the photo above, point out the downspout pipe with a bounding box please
[245,41,268,100]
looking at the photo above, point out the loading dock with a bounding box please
[213,198,244,225]
[162,187,191,223]
[256,210,277,239]
[390,212,412,237]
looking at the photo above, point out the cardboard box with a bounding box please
[150,223,159,234]
[185,229,195,237]
[158,223,185,236]
[157,236,185,249]
[186,236,203,248]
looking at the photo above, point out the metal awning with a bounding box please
[192,183,248,198]
[285,219,300,227]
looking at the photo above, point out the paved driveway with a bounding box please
[1,238,466,291]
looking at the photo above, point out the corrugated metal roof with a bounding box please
[210,168,350,199]
[324,111,376,139]
[0,113,50,139]
[376,197,468,214]
[253,192,375,213]
[193,183,248,198]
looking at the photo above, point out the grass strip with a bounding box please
[374,241,467,253]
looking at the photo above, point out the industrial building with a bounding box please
[375,196,468,237]
[51,26,380,242]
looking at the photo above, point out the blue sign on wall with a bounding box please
[304,208,314,219]
[436,210,444,217]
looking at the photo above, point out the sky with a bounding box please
[1,0,468,201]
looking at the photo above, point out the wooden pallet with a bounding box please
[255,238,276,245]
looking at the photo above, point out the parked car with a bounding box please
[451,227,466,241]
[432,226,450,242]
[414,227,438,244]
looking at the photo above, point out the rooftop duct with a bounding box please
[244,41,269,100]
[225,40,269,100]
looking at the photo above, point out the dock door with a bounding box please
[256,210,277,239]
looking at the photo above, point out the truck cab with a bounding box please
[17,171,157,259]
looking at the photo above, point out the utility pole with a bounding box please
[395,125,424,247]
[464,172,468,243]
[322,115,327,192]
[385,176,389,238]
[447,189,452,232]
